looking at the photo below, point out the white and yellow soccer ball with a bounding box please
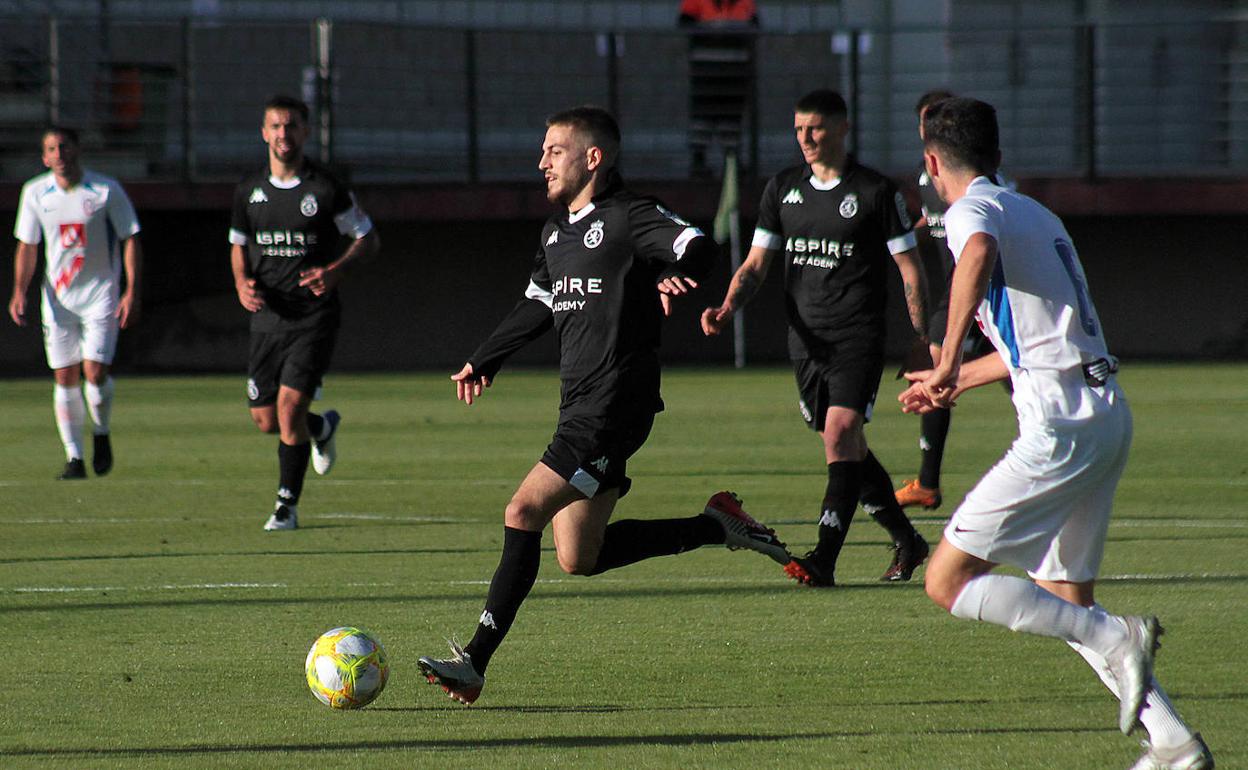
[305,626,390,709]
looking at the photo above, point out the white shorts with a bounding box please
[41,297,119,370]
[944,386,1132,583]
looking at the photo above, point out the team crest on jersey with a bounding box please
[81,197,100,216]
[300,194,318,217]
[839,193,859,219]
[583,220,605,249]
[781,188,804,205]
[249,187,268,204]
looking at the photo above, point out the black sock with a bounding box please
[464,527,542,675]
[816,460,861,567]
[588,515,723,575]
[306,412,325,441]
[860,450,918,544]
[276,441,311,508]
[918,408,952,489]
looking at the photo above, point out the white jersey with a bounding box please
[945,176,1113,425]
[14,169,141,316]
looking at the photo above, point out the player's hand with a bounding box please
[299,266,341,296]
[117,291,140,329]
[451,363,491,405]
[8,294,26,326]
[236,278,264,312]
[700,305,732,336]
[657,275,697,317]
[898,362,960,413]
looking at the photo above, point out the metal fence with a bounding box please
[2,15,1246,183]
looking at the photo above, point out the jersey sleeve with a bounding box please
[879,178,917,256]
[627,198,709,267]
[467,241,555,380]
[105,181,141,238]
[943,196,1002,264]
[331,182,374,240]
[228,181,250,245]
[13,182,42,244]
[752,175,784,250]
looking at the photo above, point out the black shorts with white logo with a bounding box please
[246,322,338,407]
[793,342,884,431]
[540,412,656,500]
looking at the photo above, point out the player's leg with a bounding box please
[80,309,120,475]
[45,309,87,479]
[420,462,583,704]
[860,448,930,582]
[265,384,314,530]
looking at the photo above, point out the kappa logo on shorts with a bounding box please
[781,188,804,205]
[300,194,318,217]
[839,193,859,219]
[583,220,605,249]
[590,456,609,473]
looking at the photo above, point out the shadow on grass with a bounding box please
[1,725,1119,759]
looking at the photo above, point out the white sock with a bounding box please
[949,574,1129,656]
[1068,605,1194,749]
[83,377,114,435]
[53,384,86,460]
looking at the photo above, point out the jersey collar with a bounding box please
[803,154,857,191]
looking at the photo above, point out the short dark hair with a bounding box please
[922,97,1000,175]
[794,89,847,120]
[41,125,80,147]
[546,105,621,162]
[263,94,309,122]
[914,89,955,116]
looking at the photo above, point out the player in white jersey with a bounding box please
[9,127,143,480]
[899,98,1212,770]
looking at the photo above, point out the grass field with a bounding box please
[1,364,1243,769]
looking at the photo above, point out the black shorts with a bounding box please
[246,324,338,407]
[540,412,656,500]
[793,344,884,431]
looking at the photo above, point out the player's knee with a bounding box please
[503,498,544,531]
[924,570,959,612]
[251,412,278,434]
[556,550,597,576]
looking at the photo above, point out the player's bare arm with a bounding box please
[900,350,1008,413]
[230,243,264,313]
[116,236,143,329]
[8,241,38,326]
[916,231,997,404]
[451,362,491,405]
[892,247,931,373]
[299,229,380,297]
[702,244,775,335]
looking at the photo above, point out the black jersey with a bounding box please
[469,179,716,419]
[229,161,371,331]
[755,157,916,357]
[917,165,956,314]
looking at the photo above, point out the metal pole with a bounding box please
[315,18,333,166]
[848,28,860,155]
[47,16,60,124]
[605,32,619,120]
[465,30,479,183]
[181,16,196,182]
[1081,24,1097,181]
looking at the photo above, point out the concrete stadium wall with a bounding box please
[1,204,1245,378]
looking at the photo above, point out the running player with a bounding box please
[702,89,931,586]
[228,95,379,531]
[417,106,790,706]
[10,126,143,480]
[902,96,1212,770]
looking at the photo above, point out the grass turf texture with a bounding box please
[0,364,1243,769]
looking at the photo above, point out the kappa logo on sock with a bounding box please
[277,486,295,501]
[819,510,842,529]
[478,610,497,630]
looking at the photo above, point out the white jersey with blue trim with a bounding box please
[944,176,1114,424]
[14,169,141,315]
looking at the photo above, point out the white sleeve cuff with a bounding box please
[334,198,374,240]
[752,228,783,250]
[524,279,554,310]
[672,226,704,259]
[228,228,249,245]
[887,231,918,255]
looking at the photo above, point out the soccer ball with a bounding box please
[305,626,390,709]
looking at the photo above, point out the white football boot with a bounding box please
[1129,733,1214,770]
[311,409,341,475]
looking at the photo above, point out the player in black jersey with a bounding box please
[894,89,1008,513]
[417,106,791,706]
[228,95,379,531]
[703,89,931,587]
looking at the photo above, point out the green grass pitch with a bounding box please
[0,364,1243,769]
